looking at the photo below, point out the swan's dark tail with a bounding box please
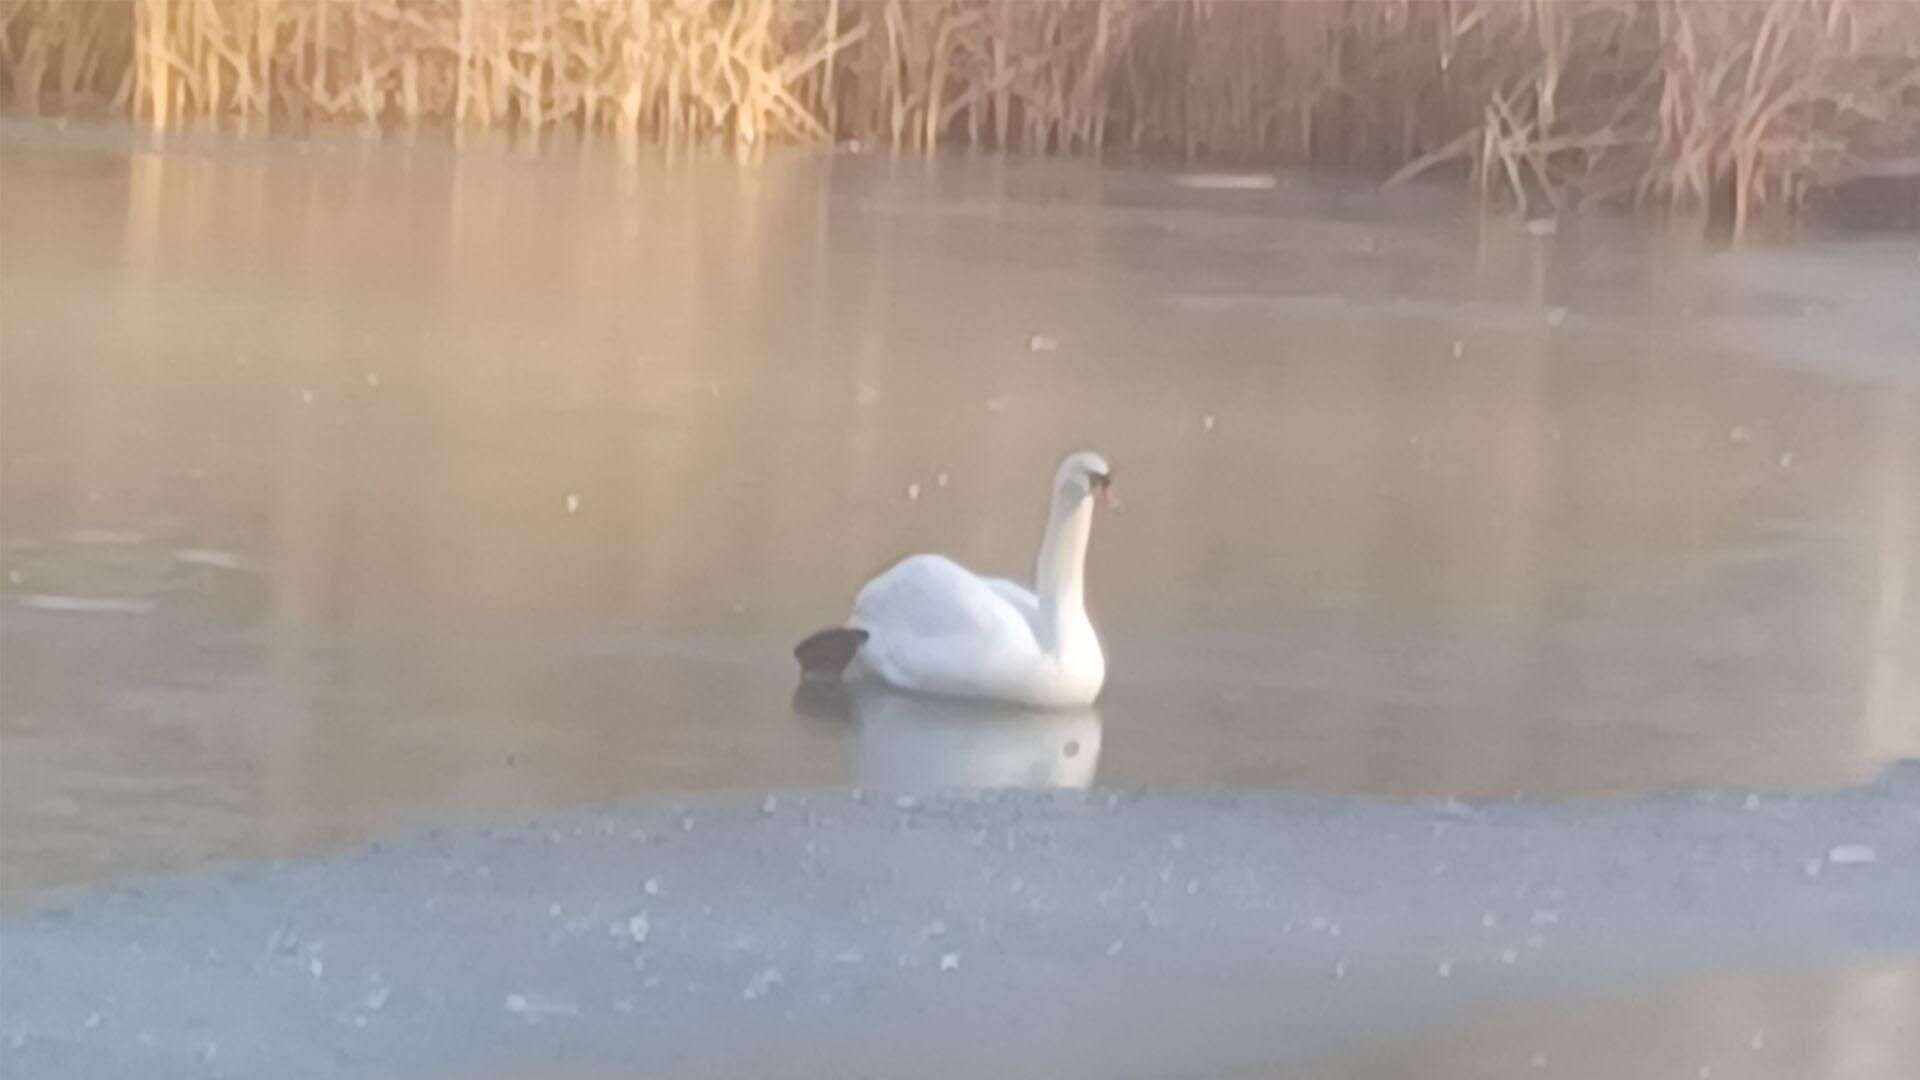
[793,627,868,680]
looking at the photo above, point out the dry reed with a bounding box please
[4,0,1917,235]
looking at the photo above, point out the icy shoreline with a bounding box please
[4,763,1918,1079]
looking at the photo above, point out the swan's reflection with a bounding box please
[794,683,1102,790]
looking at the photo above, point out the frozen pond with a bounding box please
[4,122,1916,896]
[1,117,1918,1079]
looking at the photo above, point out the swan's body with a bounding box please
[797,452,1111,708]
[847,553,1104,706]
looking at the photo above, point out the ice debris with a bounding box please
[505,994,579,1017]
[742,968,783,1001]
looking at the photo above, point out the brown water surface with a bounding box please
[2,121,1916,895]
[1300,962,1920,1080]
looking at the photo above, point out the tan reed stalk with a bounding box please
[3,0,1914,236]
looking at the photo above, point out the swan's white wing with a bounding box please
[850,555,1042,699]
[982,577,1040,632]
[852,555,1033,641]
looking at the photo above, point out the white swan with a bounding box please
[794,451,1112,707]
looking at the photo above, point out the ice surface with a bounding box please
[2,762,1917,1079]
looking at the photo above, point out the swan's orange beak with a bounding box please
[1091,472,1115,509]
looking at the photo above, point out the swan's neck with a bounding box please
[1035,493,1094,650]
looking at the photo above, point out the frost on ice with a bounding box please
[742,968,783,1000]
[1827,844,1877,865]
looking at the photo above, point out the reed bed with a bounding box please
[4,0,1917,234]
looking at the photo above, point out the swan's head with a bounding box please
[1055,450,1113,508]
